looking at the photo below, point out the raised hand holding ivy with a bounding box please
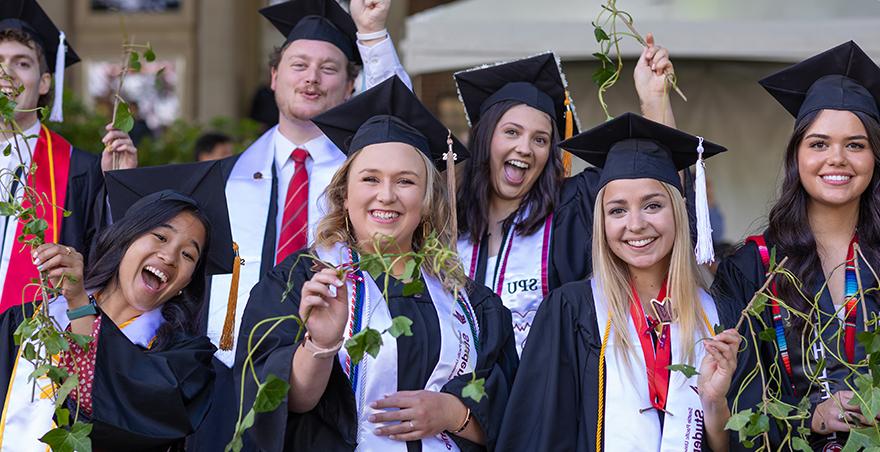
[299,267,348,349]
[32,243,86,304]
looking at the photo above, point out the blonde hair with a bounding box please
[591,181,709,369]
[314,146,466,292]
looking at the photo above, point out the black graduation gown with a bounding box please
[234,250,519,452]
[0,303,217,451]
[713,236,879,451]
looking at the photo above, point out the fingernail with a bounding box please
[368,415,376,422]
[328,285,337,298]
[370,401,377,408]
[32,251,37,258]
[335,279,344,287]
[374,428,381,434]
[36,264,43,271]
[33,257,40,265]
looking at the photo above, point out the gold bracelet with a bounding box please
[452,407,471,434]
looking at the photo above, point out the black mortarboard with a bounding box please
[559,112,726,194]
[760,41,880,122]
[0,0,79,71]
[312,75,469,168]
[260,0,361,65]
[454,52,579,138]
[105,161,234,276]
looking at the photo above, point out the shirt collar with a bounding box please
[0,120,41,169]
[273,128,343,170]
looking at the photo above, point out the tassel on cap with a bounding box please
[562,91,574,176]
[445,130,459,243]
[49,31,65,123]
[219,242,242,351]
[693,136,715,264]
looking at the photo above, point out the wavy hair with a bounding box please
[84,198,212,352]
[457,100,564,243]
[592,181,709,370]
[766,109,880,331]
[314,146,466,292]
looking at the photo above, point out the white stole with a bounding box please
[0,296,163,452]
[592,279,718,452]
[456,215,551,356]
[317,244,479,452]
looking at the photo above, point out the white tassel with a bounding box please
[694,136,714,264]
[48,31,65,123]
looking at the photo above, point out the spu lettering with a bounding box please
[506,278,539,295]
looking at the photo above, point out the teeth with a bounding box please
[145,265,168,283]
[626,238,656,247]
[823,175,851,182]
[506,160,530,169]
[371,210,399,220]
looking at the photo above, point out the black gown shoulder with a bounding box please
[550,167,601,289]
[236,251,518,452]
[496,279,603,452]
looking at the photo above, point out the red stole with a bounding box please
[0,125,72,312]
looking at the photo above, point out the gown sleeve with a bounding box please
[84,314,217,450]
[234,252,357,451]
[496,281,601,452]
[439,282,518,451]
[62,148,105,264]
[549,167,601,289]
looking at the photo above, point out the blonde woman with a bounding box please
[497,113,740,452]
[234,76,518,452]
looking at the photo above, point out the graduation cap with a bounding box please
[312,75,469,168]
[454,52,579,139]
[1,0,80,122]
[260,0,361,65]
[760,41,880,122]
[560,112,727,264]
[105,160,235,276]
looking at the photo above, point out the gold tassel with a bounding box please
[563,91,574,177]
[219,242,241,351]
[445,130,458,244]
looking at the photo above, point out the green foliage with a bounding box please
[346,327,383,365]
[388,316,414,338]
[112,101,134,134]
[40,423,92,452]
[253,374,290,413]
[462,376,487,402]
[666,363,699,378]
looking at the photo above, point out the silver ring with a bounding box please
[838,412,846,421]
[65,247,72,256]
[408,420,415,429]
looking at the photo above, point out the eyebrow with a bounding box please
[358,168,422,178]
[499,121,551,136]
[805,133,869,141]
[604,192,665,207]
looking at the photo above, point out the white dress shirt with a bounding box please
[0,121,41,292]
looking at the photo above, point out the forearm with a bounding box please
[640,97,676,127]
[445,395,486,445]
[703,397,731,452]
[287,343,335,413]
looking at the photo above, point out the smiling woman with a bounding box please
[235,76,517,452]
[0,182,235,451]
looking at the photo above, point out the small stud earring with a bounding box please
[178,290,183,296]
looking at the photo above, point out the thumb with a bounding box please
[644,32,655,48]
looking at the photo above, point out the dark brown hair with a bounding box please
[457,100,564,243]
[268,41,360,83]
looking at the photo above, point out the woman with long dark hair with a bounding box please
[714,41,880,450]
[454,35,680,354]
[235,76,517,451]
[0,183,232,451]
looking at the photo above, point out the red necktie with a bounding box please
[276,147,310,264]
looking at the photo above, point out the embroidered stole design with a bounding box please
[317,244,479,452]
[457,215,551,355]
[593,279,718,452]
[0,126,71,312]
[0,295,162,451]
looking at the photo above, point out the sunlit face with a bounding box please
[798,109,875,209]
[488,104,553,203]
[0,39,50,124]
[345,143,428,253]
[603,178,676,272]
[115,211,207,313]
[271,39,354,123]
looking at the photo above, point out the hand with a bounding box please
[633,32,674,107]
[697,328,741,403]
[100,123,138,172]
[812,391,872,434]
[299,267,348,349]
[369,391,465,441]
[32,243,86,305]
[350,0,390,35]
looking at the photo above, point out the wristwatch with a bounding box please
[66,293,98,320]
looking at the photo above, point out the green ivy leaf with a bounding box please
[666,363,699,378]
[113,101,135,133]
[725,409,752,431]
[791,436,811,452]
[42,330,70,356]
[69,333,93,350]
[749,293,768,317]
[23,218,48,238]
[40,105,50,122]
[757,327,776,342]
[462,377,486,402]
[764,400,792,418]
[742,412,770,437]
[55,407,70,427]
[0,202,14,216]
[858,331,880,355]
[144,45,156,62]
[13,317,38,345]
[402,279,425,297]
[401,259,417,282]
[769,246,778,270]
[1,144,9,157]
[47,365,70,383]
[809,357,826,381]
[0,95,17,120]
[844,426,880,452]
[29,364,51,381]
[62,209,72,218]
[591,52,613,68]
[39,422,92,452]
[128,51,141,72]
[593,25,610,42]
[713,323,724,335]
[253,374,290,413]
[345,328,383,366]
[23,342,36,360]
[54,375,79,409]
[388,316,413,338]
[591,66,616,87]
[225,409,255,452]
